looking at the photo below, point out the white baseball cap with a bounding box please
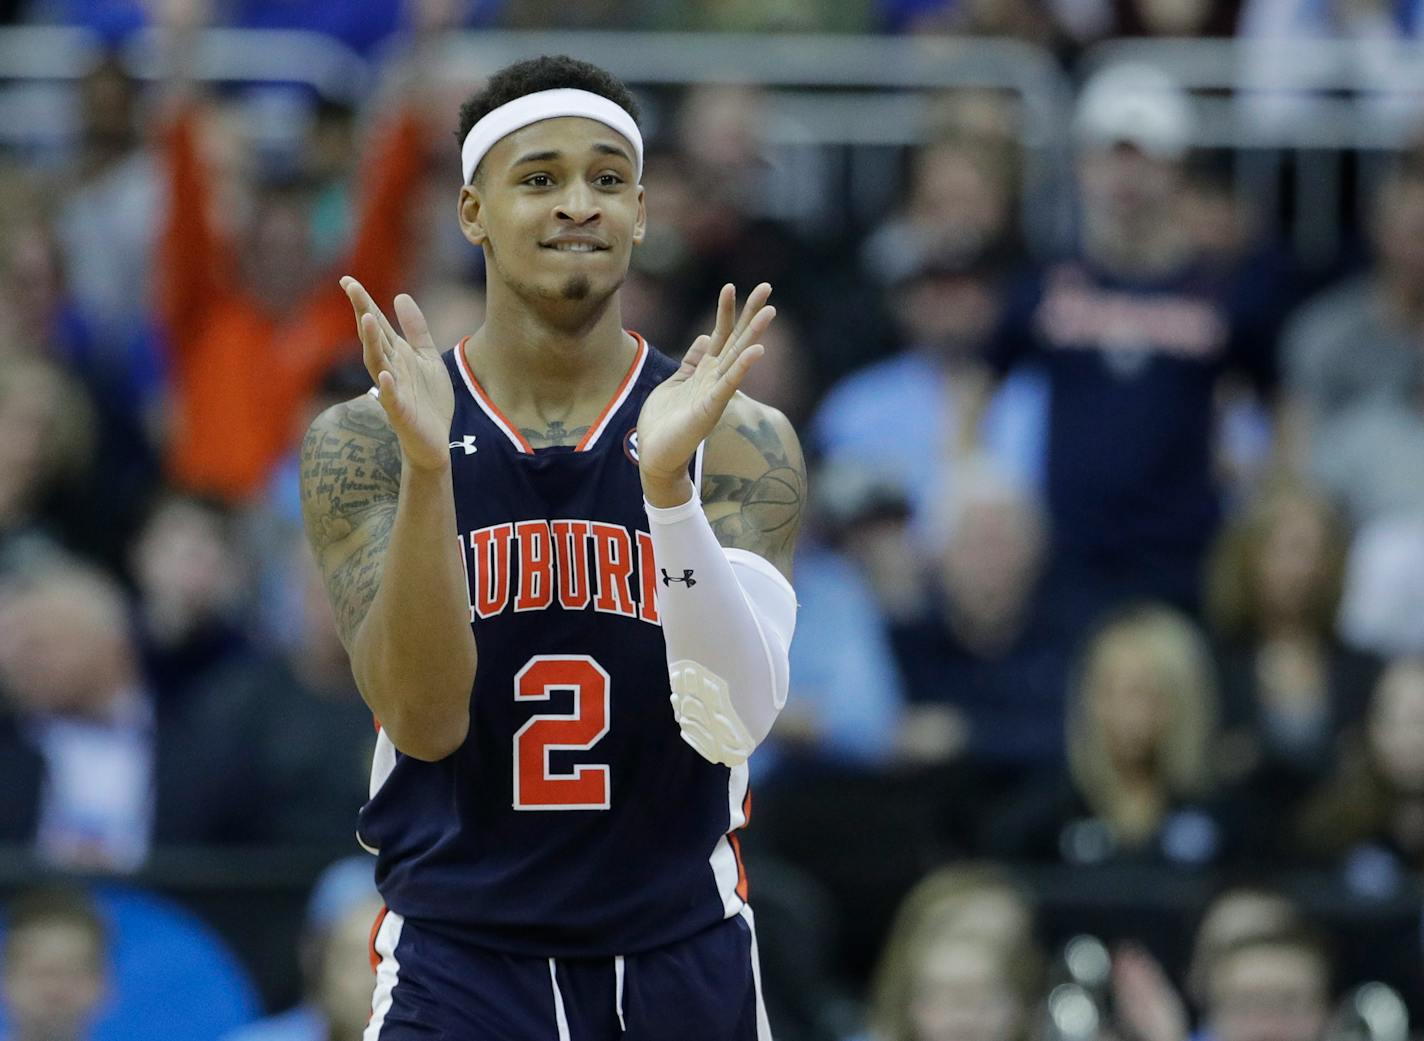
[1075,62,1196,160]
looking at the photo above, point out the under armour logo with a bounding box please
[448,435,478,455]
[661,568,696,587]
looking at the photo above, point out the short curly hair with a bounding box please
[456,55,640,183]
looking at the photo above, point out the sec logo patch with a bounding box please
[623,427,640,465]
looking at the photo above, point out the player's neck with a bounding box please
[466,290,634,417]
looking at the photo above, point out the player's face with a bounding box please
[459,116,645,311]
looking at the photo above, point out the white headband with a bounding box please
[460,87,643,186]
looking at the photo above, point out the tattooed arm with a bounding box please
[299,394,476,761]
[700,395,806,581]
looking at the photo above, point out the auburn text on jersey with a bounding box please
[458,519,661,626]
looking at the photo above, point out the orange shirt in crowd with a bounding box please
[159,104,427,501]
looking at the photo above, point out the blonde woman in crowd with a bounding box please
[861,865,1043,1041]
[985,605,1231,867]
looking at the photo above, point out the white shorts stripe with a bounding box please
[363,910,405,1040]
[710,763,751,917]
[549,958,572,1041]
[614,954,627,1032]
[738,905,774,1041]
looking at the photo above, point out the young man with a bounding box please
[1,889,110,1041]
[299,55,804,1040]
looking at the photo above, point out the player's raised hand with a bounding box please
[637,283,774,486]
[343,277,455,473]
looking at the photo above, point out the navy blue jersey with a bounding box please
[356,334,752,958]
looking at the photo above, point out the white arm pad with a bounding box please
[645,493,797,766]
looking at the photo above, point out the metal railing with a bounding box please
[1080,36,1424,264]
[0,27,1421,261]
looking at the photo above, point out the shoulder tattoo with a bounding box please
[700,408,806,578]
[298,397,402,647]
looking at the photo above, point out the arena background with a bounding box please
[0,1,1422,1040]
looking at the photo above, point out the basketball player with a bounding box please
[298,55,804,1040]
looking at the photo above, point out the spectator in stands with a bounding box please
[1311,384,1424,528]
[0,358,95,573]
[1198,927,1332,1041]
[1295,659,1424,894]
[1205,481,1375,815]
[0,551,367,861]
[891,465,1072,771]
[129,491,254,705]
[754,464,906,786]
[663,85,861,387]
[874,0,1061,43]
[0,888,109,1041]
[0,562,155,871]
[1282,147,1424,470]
[1336,515,1424,659]
[985,604,1229,868]
[159,538,376,849]
[1111,913,1329,1041]
[220,857,383,1041]
[965,64,1276,631]
[861,134,1019,289]
[3,215,95,375]
[813,461,929,630]
[1186,888,1303,1011]
[813,236,1047,534]
[55,51,161,379]
[155,4,429,502]
[1057,0,1239,47]
[863,865,1042,1041]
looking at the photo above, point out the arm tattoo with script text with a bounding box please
[299,396,402,648]
[700,406,806,580]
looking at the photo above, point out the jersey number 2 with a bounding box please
[512,655,611,811]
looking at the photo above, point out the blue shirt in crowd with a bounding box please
[810,349,1049,536]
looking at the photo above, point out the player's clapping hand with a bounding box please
[343,277,455,472]
[637,283,774,486]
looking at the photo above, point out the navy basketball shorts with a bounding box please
[363,907,773,1041]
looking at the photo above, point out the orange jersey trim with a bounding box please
[454,332,649,454]
[575,332,648,451]
[368,905,390,974]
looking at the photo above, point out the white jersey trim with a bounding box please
[739,905,774,1041]
[577,335,649,451]
[369,728,397,799]
[363,910,405,1040]
[454,340,530,453]
[709,762,750,918]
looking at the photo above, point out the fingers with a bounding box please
[342,277,404,356]
[709,284,736,357]
[394,293,437,352]
[716,303,775,378]
[677,334,711,378]
[706,282,772,362]
[731,283,772,345]
[707,343,764,411]
[359,312,393,387]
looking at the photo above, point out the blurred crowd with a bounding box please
[0,0,1423,1039]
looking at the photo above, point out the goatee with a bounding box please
[561,276,591,301]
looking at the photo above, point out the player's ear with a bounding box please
[631,185,646,246]
[458,183,488,247]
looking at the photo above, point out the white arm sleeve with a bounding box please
[644,492,798,766]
